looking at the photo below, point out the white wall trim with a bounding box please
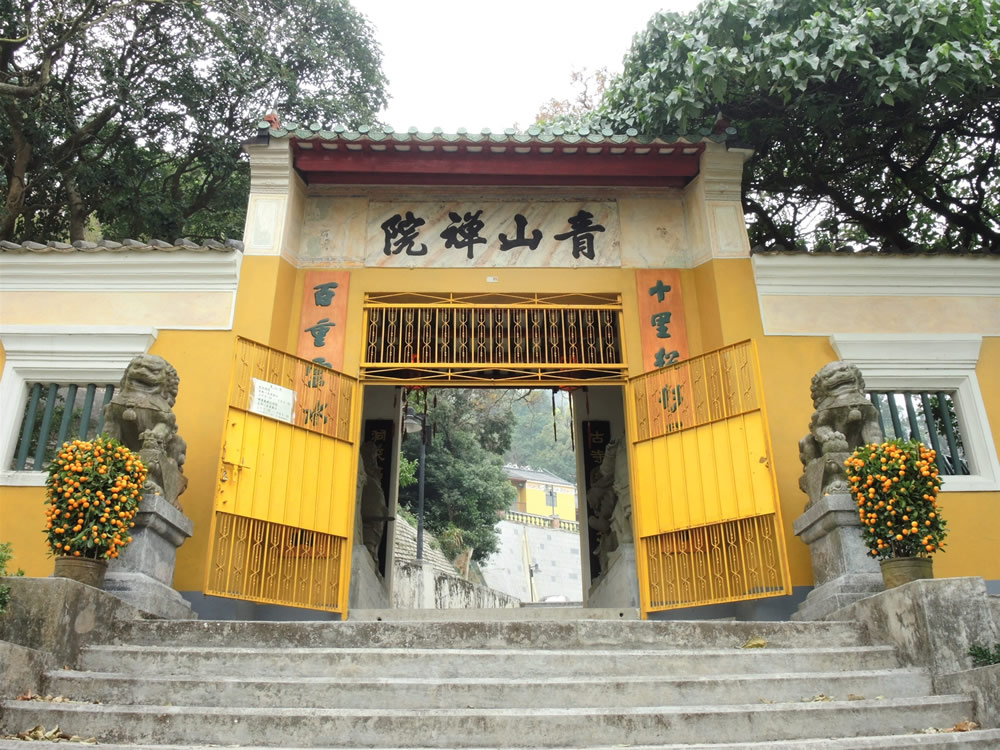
[0,250,242,292]
[0,326,157,483]
[753,254,1000,297]
[832,334,1000,492]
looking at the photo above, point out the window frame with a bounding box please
[0,326,157,486]
[832,334,1000,492]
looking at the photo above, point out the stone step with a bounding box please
[348,607,638,621]
[41,668,933,709]
[77,644,903,679]
[4,738,1000,750]
[106,618,869,651]
[0,695,977,747]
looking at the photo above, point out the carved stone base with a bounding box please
[587,543,639,608]
[791,492,883,621]
[103,491,196,619]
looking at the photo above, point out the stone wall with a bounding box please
[389,516,519,609]
[479,520,582,602]
[392,560,519,610]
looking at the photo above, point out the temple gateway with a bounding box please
[1,122,998,619]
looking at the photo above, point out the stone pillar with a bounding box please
[103,491,196,619]
[791,492,883,620]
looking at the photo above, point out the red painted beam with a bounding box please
[292,150,701,179]
[304,172,689,187]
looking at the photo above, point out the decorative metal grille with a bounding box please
[632,340,758,442]
[362,292,625,385]
[628,339,791,613]
[206,337,357,614]
[868,390,968,475]
[11,382,116,471]
[230,337,353,440]
[641,514,784,610]
[206,512,344,611]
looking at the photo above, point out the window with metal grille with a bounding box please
[867,390,968,476]
[10,382,116,472]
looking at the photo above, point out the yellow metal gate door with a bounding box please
[626,340,791,617]
[204,337,359,614]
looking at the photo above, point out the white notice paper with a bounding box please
[249,378,296,423]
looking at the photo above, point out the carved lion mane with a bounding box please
[798,360,883,505]
[103,355,188,508]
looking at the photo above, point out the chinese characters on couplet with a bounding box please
[304,317,335,347]
[313,282,339,306]
[648,279,680,369]
[658,383,684,431]
[654,348,680,368]
[298,271,350,372]
[378,208,606,262]
[659,384,683,414]
[302,402,328,427]
[304,363,326,389]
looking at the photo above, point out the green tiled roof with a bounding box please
[257,122,735,146]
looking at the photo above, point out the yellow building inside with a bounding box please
[1,122,998,619]
[504,466,577,523]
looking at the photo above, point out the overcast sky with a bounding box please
[350,1,701,131]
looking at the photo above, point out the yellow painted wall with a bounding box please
[0,335,45,573]
[5,244,998,595]
[0,254,299,587]
[691,258,1000,585]
[0,486,51,576]
[519,483,577,521]
[935,336,1000,578]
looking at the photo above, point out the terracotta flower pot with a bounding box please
[880,557,933,589]
[53,556,109,588]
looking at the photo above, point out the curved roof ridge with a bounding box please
[0,238,244,255]
[257,119,732,147]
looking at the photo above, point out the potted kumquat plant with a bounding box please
[845,439,947,588]
[44,437,146,588]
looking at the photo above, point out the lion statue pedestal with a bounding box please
[792,361,884,621]
[101,355,196,619]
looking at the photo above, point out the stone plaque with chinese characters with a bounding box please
[249,378,296,422]
[635,269,690,371]
[366,202,621,268]
[297,270,350,370]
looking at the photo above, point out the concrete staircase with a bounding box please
[2,611,999,748]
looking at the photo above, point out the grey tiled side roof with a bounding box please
[503,465,573,486]
[751,244,999,257]
[258,121,734,147]
[0,238,243,254]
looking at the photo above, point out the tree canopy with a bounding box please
[601,0,1000,254]
[398,390,517,563]
[504,390,576,485]
[1,0,387,242]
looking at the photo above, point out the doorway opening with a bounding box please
[352,383,635,611]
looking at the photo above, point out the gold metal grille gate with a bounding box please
[362,292,626,386]
[204,338,359,613]
[626,340,791,614]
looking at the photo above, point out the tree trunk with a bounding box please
[1,103,32,241]
[64,173,86,242]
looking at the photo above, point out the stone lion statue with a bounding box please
[587,440,620,577]
[798,360,882,506]
[104,354,188,509]
[358,442,390,563]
